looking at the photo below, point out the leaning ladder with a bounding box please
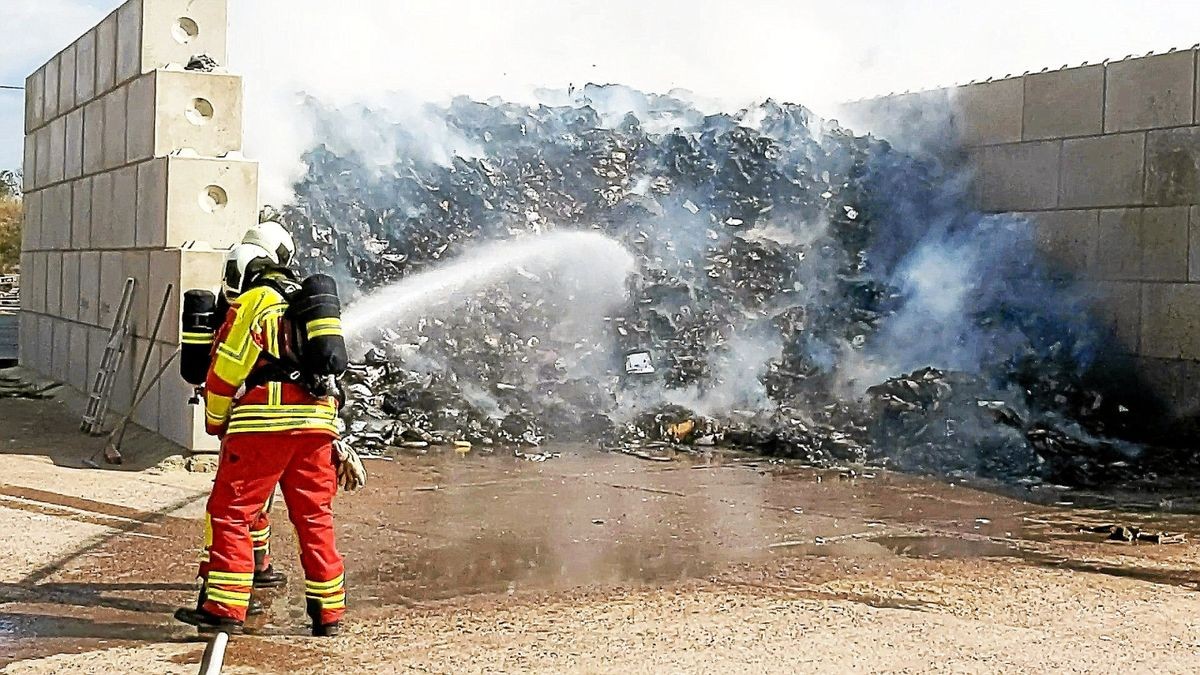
[81,278,137,435]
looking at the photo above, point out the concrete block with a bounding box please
[135,159,167,248]
[45,251,63,317]
[91,172,113,247]
[141,0,229,73]
[108,335,147,415]
[51,319,72,383]
[116,0,144,85]
[1141,207,1189,281]
[138,156,258,250]
[82,99,105,176]
[122,250,151,336]
[111,165,138,248]
[25,68,44,134]
[953,78,1023,145]
[148,245,227,345]
[71,177,93,250]
[34,124,51,189]
[153,70,244,158]
[17,312,36,368]
[47,116,66,186]
[1025,209,1097,276]
[98,250,125,328]
[61,252,81,322]
[1141,283,1200,359]
[29,253,46,314]
[22,138,35,194]
[102,86,128,170]
[973,140,1060,211]
[35,315,54,376]
[42,183,73,251]
[1095,209,1141,281]
[21,190,42,252]
[1023,65,1104,141]
[64,108,84,180]
[59,43,77,114]
[159,366,218,451]
[1191,206,1200,282]
[1145,126,1200,206]
[1105,51,1195,133]
[96,12,118,95]
[1092,282,1140,354]
[132,342,164,430]
[76,30,97,106]
[68,322,90,392]
[18,254,33,312]
[85,327,107,390]
[1059,133,1145,208]
[124,73,156,164]
[1134,356,1200,420]
[78,251,101,326]
[43,53,60,122]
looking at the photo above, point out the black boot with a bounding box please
[247,596,265,616]
[174,607,244,635]
[253,565,288,589]
[306,598,341,637]
[313,621,341,637]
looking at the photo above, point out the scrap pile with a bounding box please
[278,85,1154,486]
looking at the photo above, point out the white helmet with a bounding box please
[243,220,296,268]
[222,243,277,301]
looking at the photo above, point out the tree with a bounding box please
[0,171,18,199]
[0,171,21,274]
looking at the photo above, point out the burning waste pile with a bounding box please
[274,85,1162,486]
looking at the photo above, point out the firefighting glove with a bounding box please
[334,439,367,492]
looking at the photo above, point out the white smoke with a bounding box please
[227,1,1200,206]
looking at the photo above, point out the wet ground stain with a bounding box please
[1,445,1199,669]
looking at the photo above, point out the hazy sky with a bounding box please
[2,0,1199,179]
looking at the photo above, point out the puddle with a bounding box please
[5,445,1199,665]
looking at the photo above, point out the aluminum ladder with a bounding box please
[81,278,137,435]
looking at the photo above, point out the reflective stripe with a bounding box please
[208,571,254,584]
[306,317,343,339]
[305,574,345,592]
[250,527,271,541]
[182,331,214,345]
[267,381,282,406]
[232,404,338,415]
[207,589,251,608]
[304,591,346,608]
[227,418,340,434]
[230,410,338,422]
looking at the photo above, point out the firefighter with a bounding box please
[174,224,352,636]
[182,239,296,607]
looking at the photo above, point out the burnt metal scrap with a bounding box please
[278,85,1163,486]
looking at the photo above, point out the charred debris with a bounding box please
[277,85,1177,488]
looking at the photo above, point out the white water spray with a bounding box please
[342,231,636,343]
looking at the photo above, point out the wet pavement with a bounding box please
[2,443,1200,669]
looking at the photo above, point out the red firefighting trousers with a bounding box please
[201,504,274,575]
[200,432,346,624]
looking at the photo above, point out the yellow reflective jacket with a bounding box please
[204,280,339,437]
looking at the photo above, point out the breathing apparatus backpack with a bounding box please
[179,271,349,399]
[180,289,222,386]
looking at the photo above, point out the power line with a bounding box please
[0,85,24,91]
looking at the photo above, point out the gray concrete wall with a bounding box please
[19,0,252,451]
[839,48,1200,423]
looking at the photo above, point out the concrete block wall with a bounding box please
[19,0,252,451]
[840,48,1200,421]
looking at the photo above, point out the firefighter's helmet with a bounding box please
[242,220,296,269]
[222,243,277,302]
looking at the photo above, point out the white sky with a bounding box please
[2,0,1199,176]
